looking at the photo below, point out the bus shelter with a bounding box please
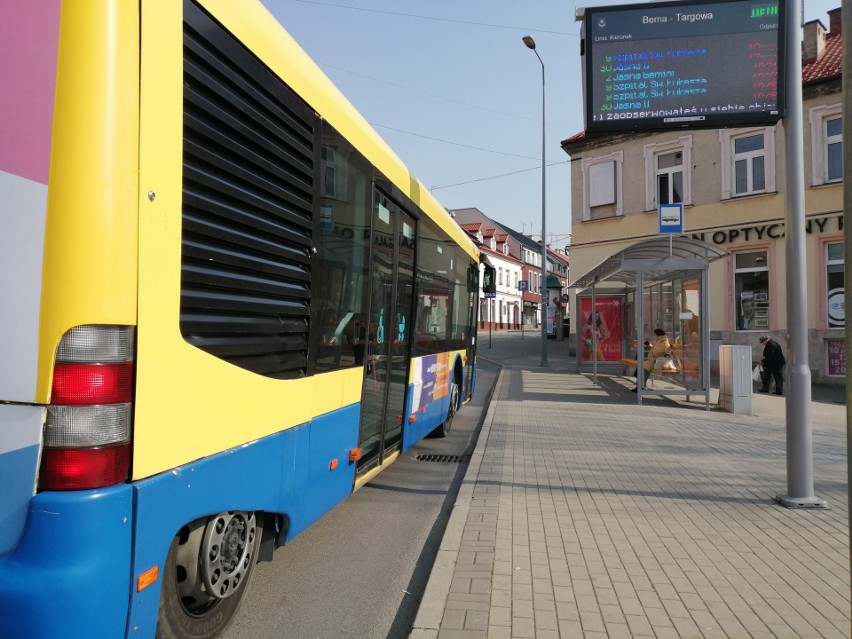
[569,237,727,407]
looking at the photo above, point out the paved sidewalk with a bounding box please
[411,333,849,638]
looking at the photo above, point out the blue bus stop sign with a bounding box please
[659,203,683,234]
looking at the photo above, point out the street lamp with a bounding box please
[523,35,548,366]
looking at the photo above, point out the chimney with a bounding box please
[802,18,826,62]
[828,7,841,35]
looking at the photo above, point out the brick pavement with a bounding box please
[411,334,849,638]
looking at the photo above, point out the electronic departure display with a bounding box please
[582,0,786,134]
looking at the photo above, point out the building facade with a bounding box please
[451,207,570,330]
[561,8,844,384]
[458,221,523,330]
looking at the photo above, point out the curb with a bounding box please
[408,367,505,638]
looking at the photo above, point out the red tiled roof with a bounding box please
[802,31,842,84]
[478,245,523,264]
[459,222,482,232]
[562,131,585,145]
[547,247,569,264]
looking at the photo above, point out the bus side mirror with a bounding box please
[467,265,479,292]
[482,264,496,295]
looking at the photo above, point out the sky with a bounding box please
[259,0,840,252]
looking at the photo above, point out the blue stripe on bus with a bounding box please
[0,443,40,554]
[127,403,360,638]
[0,485,134,639]
[402,354,464,448]
[403,382,447,448]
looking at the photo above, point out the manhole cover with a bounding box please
[415,454,471,464]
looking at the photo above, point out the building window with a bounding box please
[720,128,775,199]
[657,152,683,204]
[825,117,843,182]
[498,267,503,286]
[733,250,769,330]
[826,241,844,328]
[810,103,843,186]
[644,137,692,211]
[320,146,344,199]
[581,151,623,221]
[734,134,765,194]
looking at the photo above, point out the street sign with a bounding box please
[484,293,496,299]
[518,280,529,291]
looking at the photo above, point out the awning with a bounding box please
[568,236,728,292]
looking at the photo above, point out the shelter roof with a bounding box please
[569,237,727,291]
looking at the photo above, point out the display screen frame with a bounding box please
[582,0,787,134]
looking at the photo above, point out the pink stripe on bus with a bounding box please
[0,1,61,185]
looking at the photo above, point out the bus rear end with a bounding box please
[0,2,141,637]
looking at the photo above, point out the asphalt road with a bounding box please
[219,360,498,639]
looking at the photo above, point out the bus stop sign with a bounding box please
[659,203,683,234]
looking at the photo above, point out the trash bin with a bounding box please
[718,345,752,414]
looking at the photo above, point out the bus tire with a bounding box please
[156,511,262,639]
[432,380,459,438]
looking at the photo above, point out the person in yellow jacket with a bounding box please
[633,328,672,391]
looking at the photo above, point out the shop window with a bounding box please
[826,339,845,377]
[826,241,844,328]
[720,128,775,199]
[582,151,623,221]
[810,103,843,186]
[733,250,769,330]
[643,137,692,211]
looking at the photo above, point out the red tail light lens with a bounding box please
[52,362,134,404]
[39,443,131,491]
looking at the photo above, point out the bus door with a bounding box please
[357,191,415,474]
[464,264,479,399]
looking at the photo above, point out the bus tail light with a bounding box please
[38,326,135,491]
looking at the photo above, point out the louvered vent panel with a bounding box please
[180,0,316,378]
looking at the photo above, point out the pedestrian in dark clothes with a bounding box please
[758,335,786,395]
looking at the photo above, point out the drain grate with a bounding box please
[416,454,471,464]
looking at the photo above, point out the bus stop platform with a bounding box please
[411,333,849,639]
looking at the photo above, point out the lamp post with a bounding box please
[523,34,548,366]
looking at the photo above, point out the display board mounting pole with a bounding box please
[775,0,826,509]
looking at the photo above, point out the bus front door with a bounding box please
[356,192,415,476]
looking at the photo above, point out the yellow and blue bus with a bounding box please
[0,1,493,637]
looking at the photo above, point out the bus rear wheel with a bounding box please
[156,511,262,639]
[431,380,459,438]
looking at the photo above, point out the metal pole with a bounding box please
[775,0,826,508]
[842,0,851,541]
[636,271,645,405]
[537,52,548,366]
[523,36,548,367]
[591,285,598,383]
